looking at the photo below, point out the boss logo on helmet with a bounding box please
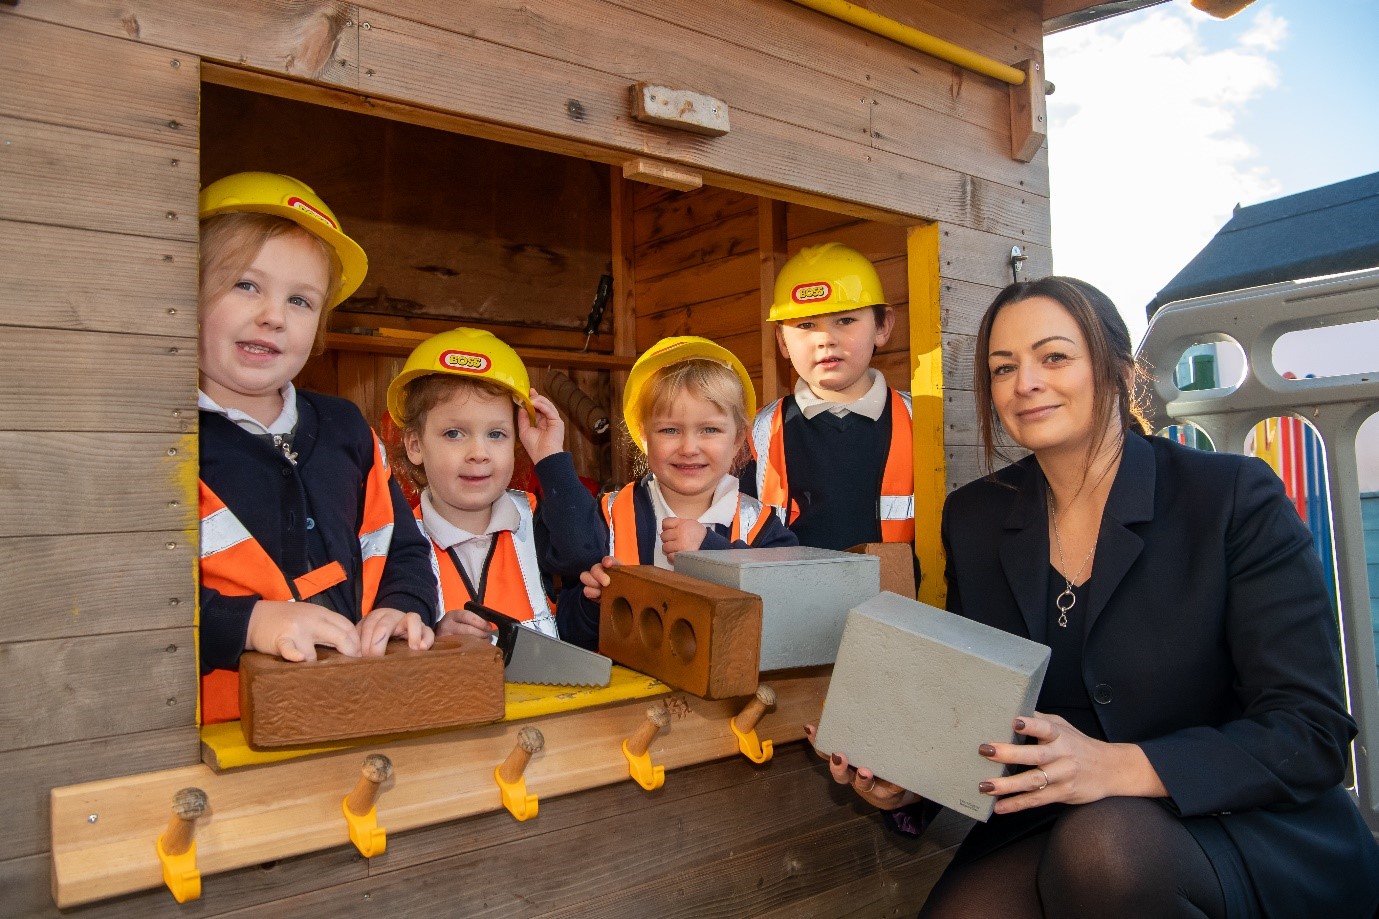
[286,196,338,230]
[439,350,492,373]
[791,282,832,304]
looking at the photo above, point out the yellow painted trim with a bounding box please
[907,223,947,608]
[788,0,1026,85]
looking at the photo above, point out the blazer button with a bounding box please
[1093,684,1113,705]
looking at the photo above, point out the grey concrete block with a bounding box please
[813,592,1049,823]
[674,547,880,670]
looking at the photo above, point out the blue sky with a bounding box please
[1045,0,1379,346]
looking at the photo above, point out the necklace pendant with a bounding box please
[1055,584,1075,628]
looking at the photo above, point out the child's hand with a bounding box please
[660,517,708,562]
[358,608,435,657]
[580,555,620,602]
[246,600,361,662]
[435,607,497,640]
[518,390,566,463]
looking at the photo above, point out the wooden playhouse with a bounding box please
[0,0,1132,914]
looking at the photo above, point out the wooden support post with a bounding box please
[610,166,637,484]
[1008,59,1047,163]
[757,198,790,404]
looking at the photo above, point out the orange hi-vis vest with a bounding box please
[418,491,557,638]
[752,389,915,543]
[599,480,770,564]
[197,435,396,725]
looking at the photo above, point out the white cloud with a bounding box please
[1044,3,1287,345]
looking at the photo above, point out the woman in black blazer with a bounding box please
[811,277,1379,918]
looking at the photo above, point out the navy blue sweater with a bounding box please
[199,391,437,672]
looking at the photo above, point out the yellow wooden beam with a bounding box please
[907,223,947,608]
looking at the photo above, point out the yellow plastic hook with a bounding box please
[622,738,666,791]
[495,766,539,821]
[730,718,775,764]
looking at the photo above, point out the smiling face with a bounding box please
[199,228,329,425]
[643,387,745,518]
[986,295,1105,459]
[403,383,517,533]
[775,306,894,402]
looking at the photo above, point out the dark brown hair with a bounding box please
[973,276,1148,475]
[392,374,524,490]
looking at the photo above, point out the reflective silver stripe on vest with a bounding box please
[603,489,620,557]
[737,494,762,541]
[507,491,559,638]
[887,391,915,519]
[879,495,915,521]
[201,506,254,557]
[751,399,779,500]
[416,516,447,618]
[360,523,393,562]
[374,434,390,472]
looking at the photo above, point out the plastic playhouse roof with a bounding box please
[1147,171,1379,318]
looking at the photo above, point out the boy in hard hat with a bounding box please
[197,172,436,725]
[742,243,915,554]
[577,337,798,614]
[386,328,603,643]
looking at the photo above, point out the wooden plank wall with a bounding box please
[1,0,1052,912]
[0,12,204,916]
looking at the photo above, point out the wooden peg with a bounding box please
[497,726,545,784]
[344,754,393,817]
[625,704,671,757]
[732,685,777,735]
[159,787,207,857]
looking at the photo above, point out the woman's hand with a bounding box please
[979,712,1168,815]
[517,391,566,464]
[804,723,919,811]
[580,555,620,602]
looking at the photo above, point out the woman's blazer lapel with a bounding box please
[996,434,1157,645]
[1086,433,1155,637]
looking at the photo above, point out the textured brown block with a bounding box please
[599,566,762,699]
[238,636,505,749]
[847,542,917,599]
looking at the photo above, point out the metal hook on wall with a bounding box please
[1009,245,1028,285]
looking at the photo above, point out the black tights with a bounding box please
[919,798,1227,919]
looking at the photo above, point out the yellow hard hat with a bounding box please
[623,336,756,448]
[768,242,887,322]
[387,328,534,426]
[199,172,368,308]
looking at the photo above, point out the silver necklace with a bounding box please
[1047,492,1096,628]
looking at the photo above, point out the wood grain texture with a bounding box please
[0,221,197,337]
[51,673,829,906]
[0,115,198,241]
[0,728,196,860]
[0,532,194,642]
[212,743,966,919]
[0,629,195,753]
[0,14,198,147]
[7,0,358,86]
[0,327,196,432]
[0,432,197,538]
